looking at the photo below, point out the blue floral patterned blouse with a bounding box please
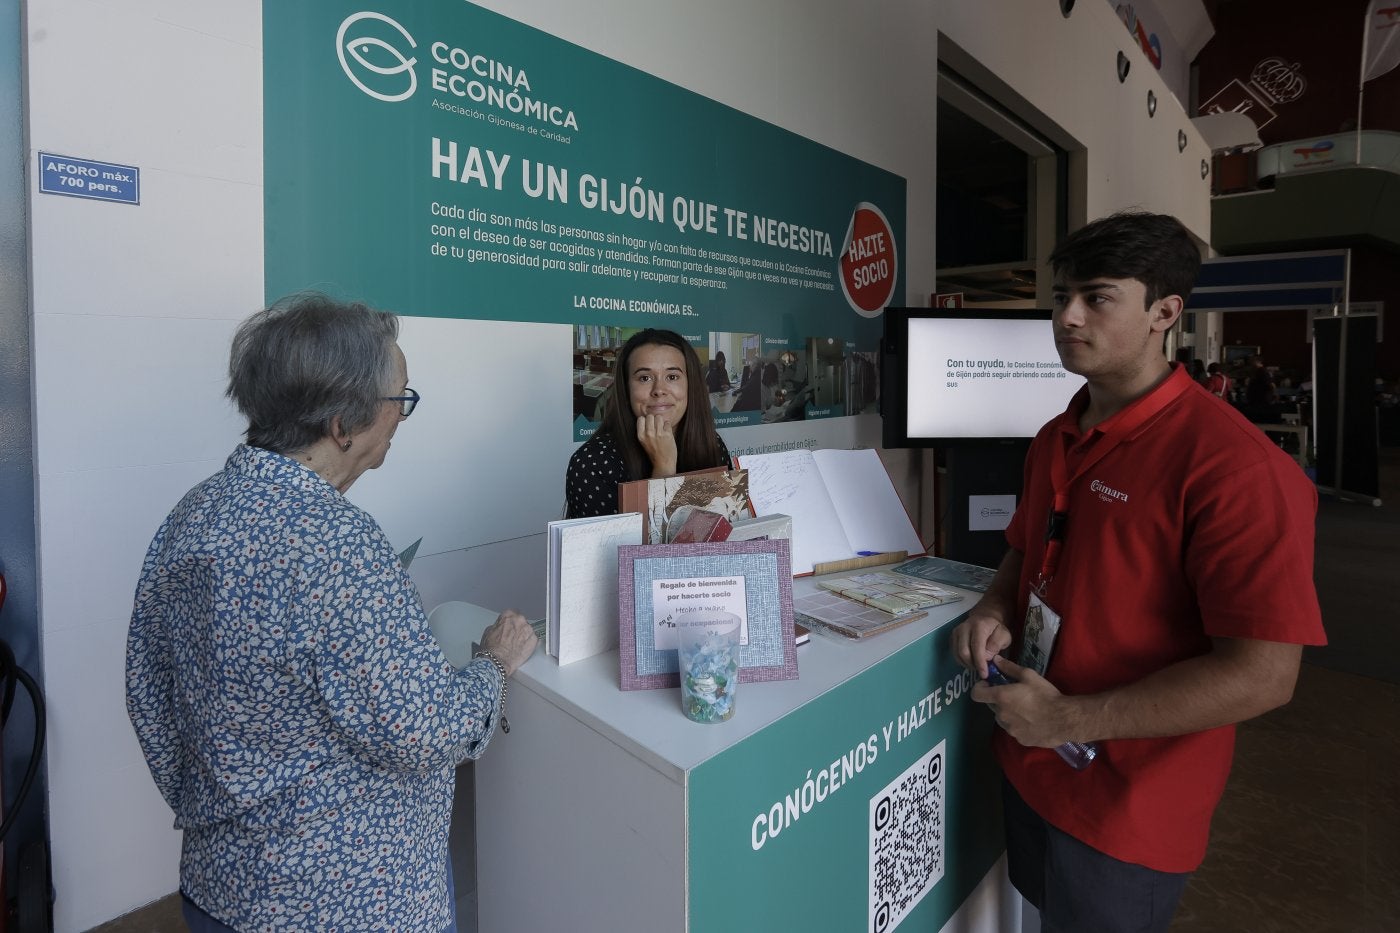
[126,446,502,932]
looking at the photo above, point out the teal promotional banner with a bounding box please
[264,3,904,436]
[687,622,1004,932]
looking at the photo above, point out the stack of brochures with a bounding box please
[889,555,996,593]
[792,596,924,639]
[816,571,964,614]
[793,571,964,640]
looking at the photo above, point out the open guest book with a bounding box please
[735,448,925,576]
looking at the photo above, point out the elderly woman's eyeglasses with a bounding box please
[382,387,420,417]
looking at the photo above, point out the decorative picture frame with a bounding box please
[617,539,797,691]
[617,467,751,544]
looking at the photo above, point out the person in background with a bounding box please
[1204,361,1232,400]
[565,328,732,518]
[705,349,732,392]
[951,212,1324,932]
[776,349,808,396]
[126,294,537,933]
[760,361,780,411]
[766,349,814,421]
[1244,354,1279,421]
[1189,358,1207,385]
[731,358,780,413]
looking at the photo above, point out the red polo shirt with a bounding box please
[997,364,1325,872]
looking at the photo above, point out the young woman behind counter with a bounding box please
[566,329,732,518]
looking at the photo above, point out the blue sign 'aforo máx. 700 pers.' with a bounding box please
[38,152,140,204]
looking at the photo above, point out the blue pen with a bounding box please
[985,661,1098,771]
[856,550,883,557]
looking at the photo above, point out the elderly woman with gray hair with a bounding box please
[125,293,536,932]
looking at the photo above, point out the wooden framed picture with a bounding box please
[617,539,797,690]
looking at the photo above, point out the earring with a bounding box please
[341,439,353,452]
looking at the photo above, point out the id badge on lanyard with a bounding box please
[1018,590,1062,678]
[1025,372,1188,675]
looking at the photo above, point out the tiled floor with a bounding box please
[90,893,183,933]
[1172,664,1400,932]
[1173,448,1400,932]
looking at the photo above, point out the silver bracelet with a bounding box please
[474,649,510,733]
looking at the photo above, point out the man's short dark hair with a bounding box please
[1048,211,1202,307]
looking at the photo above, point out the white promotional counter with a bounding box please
[432,578,1020,933]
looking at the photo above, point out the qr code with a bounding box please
[869,740,945,933]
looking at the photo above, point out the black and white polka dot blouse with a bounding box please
[565,430,733,519]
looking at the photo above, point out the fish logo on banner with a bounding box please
[337,11,419,102]
[839,203,898,319]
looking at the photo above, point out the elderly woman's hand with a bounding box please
[480,609,538,676]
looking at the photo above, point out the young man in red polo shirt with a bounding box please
[951,211,1325,932]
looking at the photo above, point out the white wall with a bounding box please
[24,1,1205,929]
[942,0,1211,240]
[27,5,260,929]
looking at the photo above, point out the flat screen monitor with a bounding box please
[881,308,1084,446]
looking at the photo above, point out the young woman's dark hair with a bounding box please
[599,328,726,479]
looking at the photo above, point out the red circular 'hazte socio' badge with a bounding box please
[838,202,898,318]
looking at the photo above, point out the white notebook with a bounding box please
[545,512,642,665]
